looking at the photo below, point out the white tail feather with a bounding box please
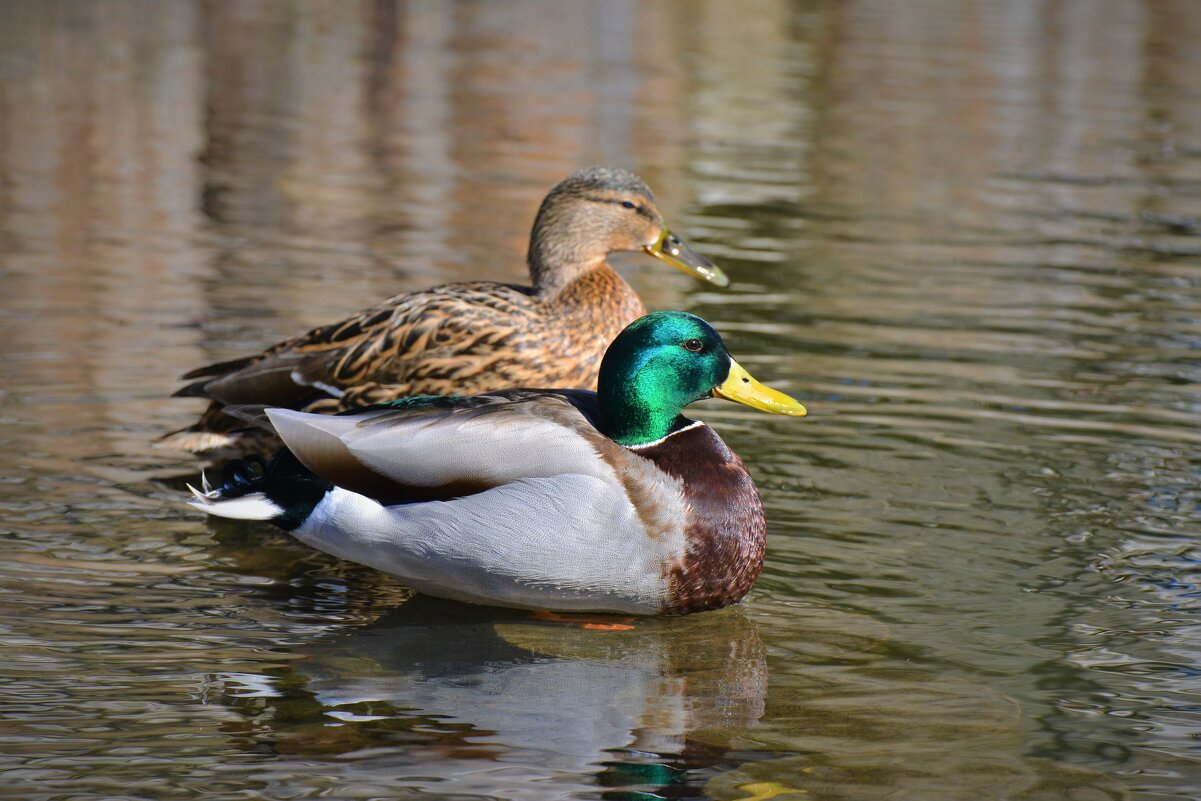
[188,490,282,521]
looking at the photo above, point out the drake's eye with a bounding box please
[621,201,637,210]
[683,338,704,352]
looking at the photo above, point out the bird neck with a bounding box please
[599,373,692,447]
[529,252,611,299]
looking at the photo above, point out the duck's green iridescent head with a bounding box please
[597,311,807,446]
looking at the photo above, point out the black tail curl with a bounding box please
[213,449,334,531]
[218,455,269,498]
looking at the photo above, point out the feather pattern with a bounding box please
[270,393,694,614]
[183,311,805,615]
[161,167,726,457]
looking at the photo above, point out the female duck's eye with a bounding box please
[621,201,637,210]
[683,338,704,352]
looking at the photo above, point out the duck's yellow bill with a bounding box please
[644,227,730,288]
[713,359,808,416]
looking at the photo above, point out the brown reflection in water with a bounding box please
[778,0,1201,395]
[818,0,1196,243]
[0,2,206,462]
[188,0,708,346]
[1134,0,1201,206]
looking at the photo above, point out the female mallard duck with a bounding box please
[163,167,728,457]
[187,311,806,615]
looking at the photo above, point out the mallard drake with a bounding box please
[187,311,806,615]
[163,167,728,457]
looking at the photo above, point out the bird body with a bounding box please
[165,167,727,457]
[187,312,804,615]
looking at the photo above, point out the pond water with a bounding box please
[2,1,1201,799]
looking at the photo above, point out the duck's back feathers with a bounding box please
[164,275,645,457]
[178,283,545,405]
[177,354,261,384]
[266,390,613,505]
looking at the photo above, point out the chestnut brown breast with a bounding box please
[633,424,767,614]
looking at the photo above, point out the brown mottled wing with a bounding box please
[313,282,556,395]
[177,282,558,410]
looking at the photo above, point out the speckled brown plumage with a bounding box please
[161,167,724,458]
[634,425,767,615]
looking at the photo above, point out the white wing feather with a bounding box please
[266,402,613,492]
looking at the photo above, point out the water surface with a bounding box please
[2,2,1200,799]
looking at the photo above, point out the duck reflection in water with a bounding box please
[199,580,1131,801]
[209,598,769,798]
